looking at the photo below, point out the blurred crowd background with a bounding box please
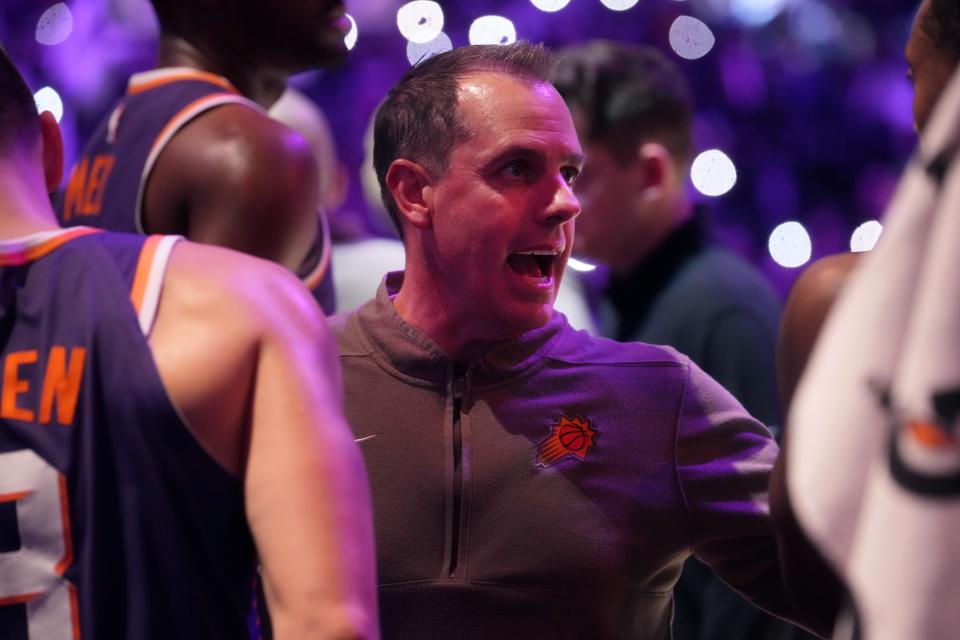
[1,0,920,297]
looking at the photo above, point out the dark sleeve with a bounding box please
[701,309,782,433]
[675,360,824,637]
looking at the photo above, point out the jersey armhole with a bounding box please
[300,204,333,290]
[130,235,181,336]
[135,93,263,234]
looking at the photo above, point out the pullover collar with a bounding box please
[357,272,568,389]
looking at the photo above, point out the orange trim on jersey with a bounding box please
[130,236,163,314]
[302,263,326,290]
[128,69,237,95]
[69,583,81,640]
[0,489,31,503]
[301,209,332,291]
[0,228,101,267]
[55,474,75,576]
[0,592,39,606]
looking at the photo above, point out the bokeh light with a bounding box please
[468,15,517,45]
[34,86,64,123]
[406,31,453,65]
[691,149,737,197]
[768,221,812,268]
[567,257,597,272]
[730,0,788,27]
[531,0,572,11]
[788,0,840,47]
[835,11,877,64]
[850,220,883,252]
[344,14,358,51]
[397,1,444,44]
[599,0,641,10]
[35,3,73,46]
[669,16,715,60]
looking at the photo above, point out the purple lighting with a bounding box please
[1,0,925,297]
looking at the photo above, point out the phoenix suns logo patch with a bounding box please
[535,415,596,468]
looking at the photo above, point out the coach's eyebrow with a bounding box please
[483,145,584,171]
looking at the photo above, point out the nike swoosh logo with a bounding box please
[354,435,377,443]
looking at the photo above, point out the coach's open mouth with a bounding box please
[507,250,558,280]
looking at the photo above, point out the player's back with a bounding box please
[0,227,255,639]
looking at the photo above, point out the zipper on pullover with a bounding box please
[447,367,466,578]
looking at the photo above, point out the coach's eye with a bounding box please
[501,160,529,179]
[561,166,580,186]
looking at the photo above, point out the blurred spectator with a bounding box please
[554,40,803,640]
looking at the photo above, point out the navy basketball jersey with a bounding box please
[55,67,335,313]
[0,228,256,639]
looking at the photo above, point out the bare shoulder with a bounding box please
[162,238,325,338]
[786,252,861,315]
[146,242,377,634]
[144,104,320,270]
[777,252,862,409]
[177,103,315,179]
[151,103,318,212]
[162,101,312,164]
[149,239,333,476]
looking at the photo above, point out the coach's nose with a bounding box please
[539,172,581,227]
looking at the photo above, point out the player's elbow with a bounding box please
[273,603,380,640]
[328,605,380,640]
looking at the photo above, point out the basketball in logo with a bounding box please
[558,420,589,452]
[535,416,596,467]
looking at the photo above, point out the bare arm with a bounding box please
[776,252,861,408]
[244,271,378,640]
[144,104,320,273]
[150,242,378,639]
[768,252,862,636]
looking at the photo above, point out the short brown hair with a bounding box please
[373,41,554,233]
[553,41,693,168]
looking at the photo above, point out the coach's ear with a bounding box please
[38,110,64,193]
[385,159,433,230]
[635,142,673,202]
